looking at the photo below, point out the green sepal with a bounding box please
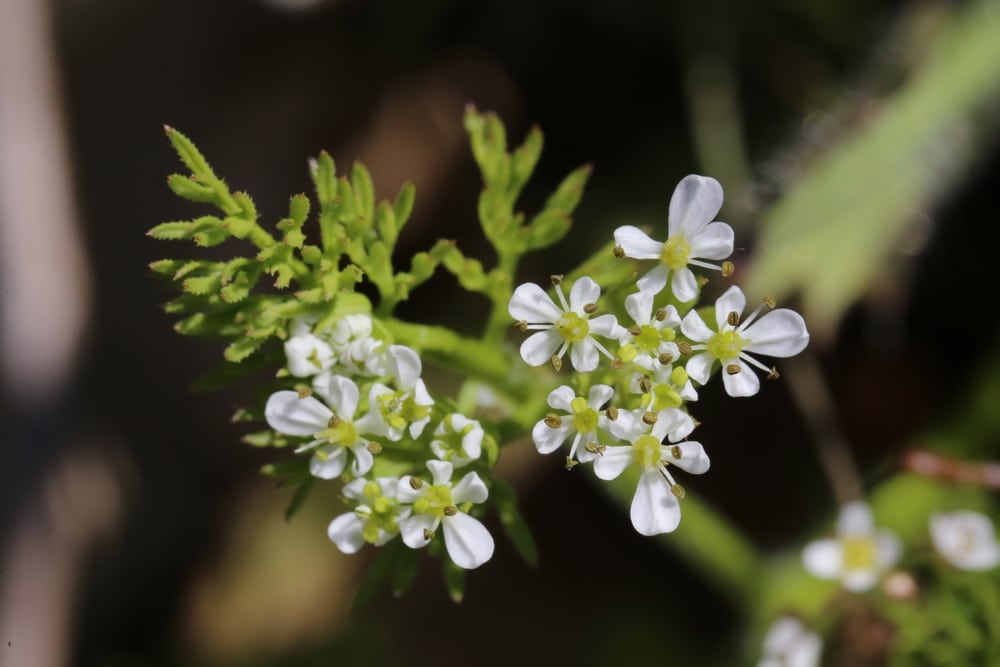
[241,430,292,448]
[442,559,466,604]
[393,182,416,230]
[523,210,571,251]
[166,174,215,202]
[224,336,265,363]
[491,479,540,568]
[147,221,193,240]
[391,544,421,597]
[351,162,375,223]
[375,201,398,246]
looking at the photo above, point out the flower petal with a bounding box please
[284,334,334,377]
[722,360,760,397]
[841,569,878,592]
[327,513,365,553]
[670,267,698,304]
[508,282,562,323]
[531,420,571,454]
[265,391,332,436]
[636,264,669,295]
[685,351,716,385]
[426,459,454,485]
[801,538,842,579]
[875,529,902,570]
[714,285,746,329]
[387,344,422,391]
[613,225,662,260]
[837,501,874,536]
[313,374,359,419]
[743,309,810,358]
[680,310,714,343]
[570,337,599,372]
[442,512,495,569]
[399,514,438,549]
[451,471,489,504]
[341,478,369,501]
[688,221,734,261]
[520,330,562,366]
[349,442,374,476]
[593,445,634,481]
[630,470,681,535]
[310,446,346,479]
[547,385,576,411]
[667,441,710,475]
[396,476,424,503]
[625,290,653,326]
[588,384,615,410]
[588,313,623,338]
[667,174,723,238]
[568,276,601,311]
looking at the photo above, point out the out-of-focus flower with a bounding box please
[757,616,822,667]
[327,478,409,553]
[802,500,901,592]
[930,510,1000,571]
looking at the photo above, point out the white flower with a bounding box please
[682,285,809,397]
[397,460,494,569]
[330,314,386,376]
[264,375,381,480]
[284,318,335,377]
[631,364,698,413]
[617,291,681,372]
[613,175,734,302]
[327,477,410,553]
[508,276,623,372]
[593,407,708,535]
[930,510,1000,571]
[430,414,485,468]
[802,500,901,592]
[366,345,434,441]
[758,616,822,667]
[531,384,615,464]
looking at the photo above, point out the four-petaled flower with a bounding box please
[613,175,734,302]
[430,413,485,468]
[802,500,901,592]
[594,407,709,535]
[930,510,1000,571]
[397,460,494,569]
[531,384,615,465]
[508,276,623,372]
[327,477,409,553]
[682,285,809,397]
[617,290,681,373]
[366,345,435,441]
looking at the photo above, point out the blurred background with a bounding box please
[2,0,1000,665]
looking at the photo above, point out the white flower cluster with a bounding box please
[509,174,810,535]
[264,314,494,569]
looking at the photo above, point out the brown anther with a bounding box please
[639,376,653,393]
[583,302,598,314]
[327,415,342,428]
[297,385,313,399]
[585,442,606,456]
[725,364,742,375]
[762,296,776,309]
[422,528,435,540]
[692,419,702,429]
[544,413,563,429]
[613,245,625,259]
[564,457,579,470]
[443,506,458,517]
[606,406,619,421]
[610,357,624,370]
[721,261,735,277]
[408,477,423,490]
[658,352,673,365]
[550,274,564,286]
[727,311,740,326]
[671,484,686,499]
[366,441,383,454]
[550,355,563,372]
[628,325,642,336]
[655,308,668,322]
[515,320,528,332]
[671,445,683,459]
[642,411,658,425]
[767,367,781,380]
[677,341,692,355]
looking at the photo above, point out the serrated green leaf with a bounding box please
[289,193,310,226]
[166,174,215,203]
[351,162,375,222]
[182,274,222,295]
[147,221,193,240]
[544,164,591,214]
[223,216,255,239]
[393,182,416,230]
[164,125,213,178]
[231,191,257,221]
[375,201,398,246]
[491,479,539,568]
[508,125,543,200]
[524,210,571,250]
[149,258,187,276]
[312,151,336,206]
[224,336,264,362]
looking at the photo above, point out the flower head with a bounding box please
[682,285,809,397]
[617,291,681,372]
[613,175,734,302]
[508,276,623,372]
[593,407,708,535]
[397,460,494,569]
[284,318,335,378]
[802,500,901,592]
[757,616,822,667]
[430,413,485,468]
[327,477,410,553]
[531,384,615,465]
[930,510,1000,571]
[366,345,435,441]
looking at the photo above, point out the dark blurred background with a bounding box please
[2,0,999,665]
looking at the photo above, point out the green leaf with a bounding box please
[166,174,215,203]
[508,125,543,200]
[311,151,337,206]
[351,162,375,223]
[375,201,398,246]
[148,258,187,276]
[224,336,265,362]
[289,193,310,225]
[147,221,192,240]
[240,430,292,448]
[524,210,572,250]
[543,164,592,215]
[164,125,213,178]
[491,479,539,568]
[393,181,416,230]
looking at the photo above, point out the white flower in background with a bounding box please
[613,175,734,302]
[531,384,615,464]
[264,375,381,480]
[802,500,901,592]
[430,414,485,468]
[508,276,623,372]
[330,313,385,376]
[366,345,434,441]
[930,510,1000,571]
[593,407,708,535]
[397,460,494,569]
[682,285,809,397]
[617,291,681,372]
[327,477,409,553]
[758,616,822,667]
[284,318,335,377]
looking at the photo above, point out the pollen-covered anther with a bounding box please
[583,303,599,314]
[628,325,642,336]
[655,308,668,322]
[725,364,742,375]
[762,296,776,309]
[296,385,313,399]
[550,274,564,286]
[550,355,563,372]
[727,311,740,326]
[721,260,735,277]
[639,376,653,393]
[677,341,692,355]
[409,477,424,490]
[327,415,342,428]
[515,320,528,332]
[642,411,658,425]
[422,528,436,540]
[613,245,626,259]
[443,506,458,517]
[610,357,624,370]
[671,445,682,459]
[564,456,579,470]
[671,484,686,499]
[366,441,383,454]
[767,367,781,380]
[658,352,673,365]
[606,406,619,421]
[544,413,562,428]
[585,442,606,456]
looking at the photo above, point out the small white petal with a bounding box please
[328,513,366,553]
[931,511,1000,571]
[714,285,746,329]
[630,470,681,535]
[284,334,334,377]
[875,530,902,570]
[722,360,761,397]
[667,441,710,475]
[315,374,360,419]
[589,313,623,338]
[547,385,577,411]
[520,330,562,366]
[460,424,484,460]
[349,442,374,476]
[593,446,634,481]
[265,391,332,436]
[408,416,431,439]
[837,501,874,536]
[636,264,669,295]
[442,512,495,569]
[681,310,714,343]
[531,420,571,454]
[841,569,878,593]
[588,384,615,409]
[341,478,369,501]
[412,378,433,407]
[310,446,347,479]
[426,459,454,485]
[688,221,735,261]
[387,345,422,391]
[685,352,716,385]
[667,174,724,238]
[568,277,601,311]
[625,291,654,326]
[399,514,438,549]
[570,338,600,372]
[670,267,699,303]
[605,408,643,442]
[452,471,489,504]
[508,283,562,323]
[802,538,842,579]
[743,309,810,358]
[658,407,695,441]
[613,225,663,260]
[396,476,424,504]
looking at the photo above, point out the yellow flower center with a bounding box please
[661,237,691,270]
[358,482,401,543]
[412,484,454,519]
[570,396,599,433]
[633,434,663,470]
[557,311,590,343]
[842,536,876,570]
[708,329,745,361]
[318,418,358,448]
